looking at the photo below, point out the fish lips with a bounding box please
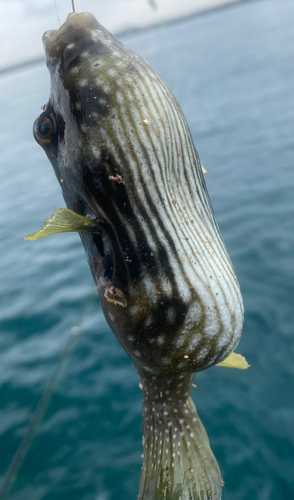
[42,12,100,47]
[42,12,113,71]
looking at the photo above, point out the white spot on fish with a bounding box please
[196,346,210,361]
[79,78,88,87]
[70,67,79,75]
[157,335,165,346]
[103,84,110,93]
[75,102,81,110]
[107,69,118,78]
[91,145,100,159]
[81,51,89,58]
[128,335,135,342]
[167,307,176,323]
[175,335,185,349]
[108,313,115,322]
[80,124,87,133]
[116,91,124,104]
[90,32,99,42]
[129,305,139,316]
[161,357,171,365]
[67,43,75,50]
[143,315,153,327]
[134,350,141,357]
[95,77,103,86]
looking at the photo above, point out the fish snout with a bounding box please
[64,12,99,30]
[66,12,80,21]
[42,12,106,67]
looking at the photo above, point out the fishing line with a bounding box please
[54,0,60,26]
[72,0,75,12]
[0,293,99,500]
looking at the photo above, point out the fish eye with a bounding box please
[35,116,54,143]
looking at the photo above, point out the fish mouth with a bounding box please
[42,12,101,57]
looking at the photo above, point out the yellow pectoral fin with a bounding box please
[216,352,250,370]
[25,208,102,241]
[202,166,207,174]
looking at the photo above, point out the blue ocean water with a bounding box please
[0,0,293,499]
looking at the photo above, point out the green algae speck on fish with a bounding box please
[28,11,248,500]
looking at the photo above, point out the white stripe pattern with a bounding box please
[45,16,244,371]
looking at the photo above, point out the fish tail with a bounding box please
[137,368,222,500]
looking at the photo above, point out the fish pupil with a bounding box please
[39,119,51,137]
[35,116,54,144]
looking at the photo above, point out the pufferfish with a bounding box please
[27,11,247,500]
